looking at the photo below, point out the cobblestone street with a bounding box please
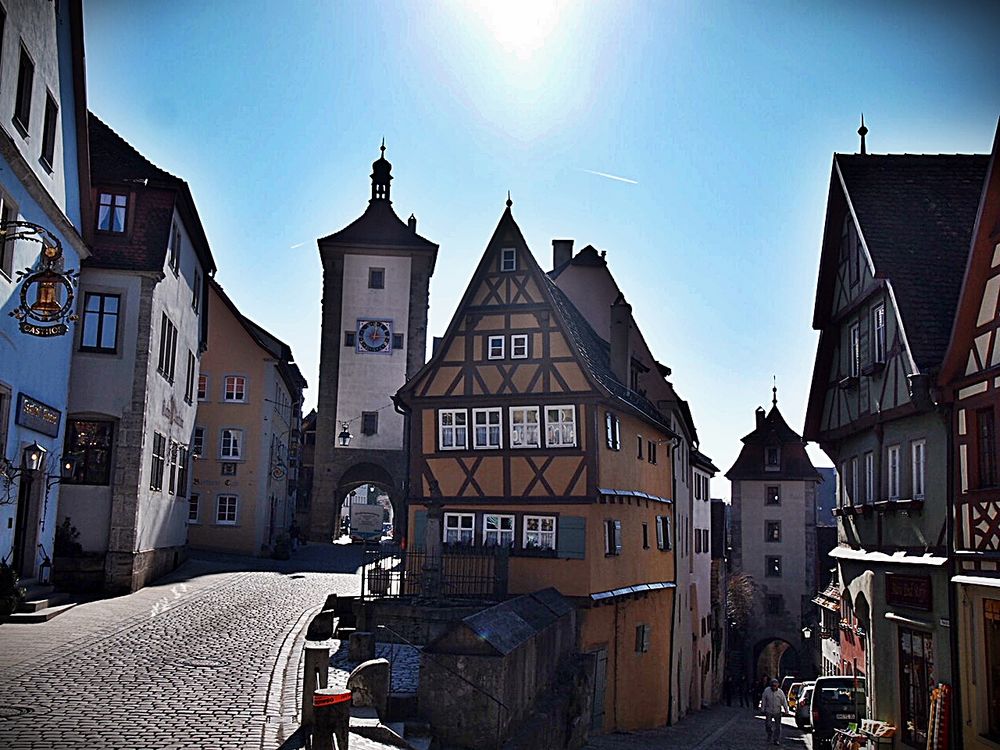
[0,544,364,750]
[586,704,814,750]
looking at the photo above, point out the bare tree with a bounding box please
[726,572,757,633]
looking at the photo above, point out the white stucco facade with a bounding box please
[335,253,411,451]
[0,0,86,578]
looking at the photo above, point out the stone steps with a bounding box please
[8,600,80,623]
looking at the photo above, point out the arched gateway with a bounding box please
[308,145,438,542]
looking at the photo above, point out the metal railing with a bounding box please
[361,542,509,600]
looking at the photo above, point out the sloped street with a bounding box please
[0,545,362,750]
[586,704,814,750]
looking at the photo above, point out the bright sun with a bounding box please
[469,0,570,62]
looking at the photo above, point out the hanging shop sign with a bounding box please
[4,221,79,337]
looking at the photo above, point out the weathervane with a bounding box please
[4,221,79,337]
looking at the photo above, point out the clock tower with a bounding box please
[309,145,438,541]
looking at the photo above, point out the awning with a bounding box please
[830,547,947,566]
[598,488,672,505]
[885,612,936,630]
[590,581,676,601]
[952,574,1000,588]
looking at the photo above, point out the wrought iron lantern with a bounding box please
[3,221,79,337]
[337,421,353,447]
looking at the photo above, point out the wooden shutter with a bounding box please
[557,515,586,559]
[613,519,622,554]
[412,510,427,552]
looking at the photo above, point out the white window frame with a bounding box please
[605,412,621,450]
[224,375,247,403]
[472,407,502,449]
[912,440,926,500]
[850,456,858,506]
[523,514,556,550]
[0,189,20,279]
[865,451,874,503]
[221,428,243,460]
[544,405,577,448]
[500,247,516,272]
[849,322,861,378]
[872,304,886,364]
[511,334,528,359]
[888,444,901,500]
[192,426,205,458]
[443,512,475,545]
[216,494,238,525]
[187,493,200,524]
[438,409,468,450]
[483,513,515,547]
[487,335,504,360]
[509,406,540,448]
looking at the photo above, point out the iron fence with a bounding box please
[361,542,509,600]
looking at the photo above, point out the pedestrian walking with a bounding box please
[738,676,749,707]
[289,520,301,552]
[761,678,789,745]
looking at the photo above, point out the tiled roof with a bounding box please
[726,405,820,481]
[319,200,437,250]
[88,113,182,185]
[837,153,989,370]
[545,278,675,435]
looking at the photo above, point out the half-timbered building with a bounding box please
[938,122,1000,749]
[396,201,678,732]
[805,135,989,749]
[549,240,713,721]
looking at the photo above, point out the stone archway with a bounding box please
[308,460,402,543]
[753,638,800,683]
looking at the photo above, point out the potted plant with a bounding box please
[0,559,25,622]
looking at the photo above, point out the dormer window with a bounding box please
[97,192,128,233]
[765,446,780,471]
[500,247,516,272]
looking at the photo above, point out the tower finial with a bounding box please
[506,191,513,209]
[380,137,386,156]
[772,375,778,408]
[858,114,868,155]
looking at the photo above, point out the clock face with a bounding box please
[357,320,391,353]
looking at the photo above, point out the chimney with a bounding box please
[552,239,573,270]
[610,294,632,386]
[755,406,766,429]
[432,336,444,357]
[408,214,417,232]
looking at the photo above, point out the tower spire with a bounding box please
[772,376,778,408]
[858,114,868,155]
[370,140,392,203]
[506,191,513,209]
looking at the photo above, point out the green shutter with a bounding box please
[557,515,586,559]
[412,510,427,552]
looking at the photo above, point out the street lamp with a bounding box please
[337,421,353,447]
[801,626,812,640]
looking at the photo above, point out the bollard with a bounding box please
[302,642,331,727]
[348,631,376,663]
[307,609,336,641]
[313,687,352,750]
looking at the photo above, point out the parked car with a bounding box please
[787,682,804,713]
[810,676,866,748]
[795,684,815,729]
[780,675,796,696]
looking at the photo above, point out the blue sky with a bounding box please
[83,1,1000,494]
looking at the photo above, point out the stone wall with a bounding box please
[367,599,487,646]
[417,600,578,748]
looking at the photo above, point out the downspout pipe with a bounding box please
[391,394,411,545]
[942,400,963,750]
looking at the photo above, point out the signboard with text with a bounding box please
[885,572,932,611]
[15,393,61,438]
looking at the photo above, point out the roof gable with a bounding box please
[940,122,1000,385]
[726,404,819,481]
[824,153,988,371]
